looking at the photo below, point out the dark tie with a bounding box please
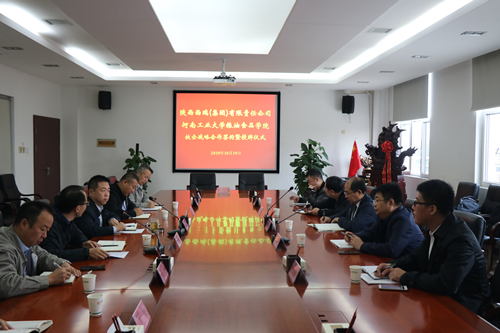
[25,249,35,276]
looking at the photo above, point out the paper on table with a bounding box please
[108,251,129,259]
[116,228,145,234]
[134,213,151,219]
[308,223,345,232]
[330,239,354,249]
[40,271,75,284]
[98,240,126,251]
[142,206,162,211]
[362,266,389,280]
[361,273,398,285]
[125,223,137,231]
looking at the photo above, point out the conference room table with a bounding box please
[0,189,498,333]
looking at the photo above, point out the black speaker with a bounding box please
[342,95,354,114]
[98,91,111,110]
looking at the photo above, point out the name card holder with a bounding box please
[157,261,170,285]
[192,196,200,208]
[273,232,286,250]
[257,206,264,217]
[131,300,151,332]
[173,232,183,250]
[288,260,308,285]
[265,217,276,232]
[252,196,261,207]
[157,255,171,274]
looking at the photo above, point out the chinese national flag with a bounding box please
[348,140,362,177]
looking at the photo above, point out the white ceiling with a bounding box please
[0,0,499,90]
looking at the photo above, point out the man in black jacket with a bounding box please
[74,175,126,239]
[105,172,143,218]
[376,179,490,314]
[290,168,336,210]
[307,176,349,217]
[40,186,109,262]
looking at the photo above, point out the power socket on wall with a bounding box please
[18,146,26,153]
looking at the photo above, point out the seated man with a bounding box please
[321,177,376,233]
[40,186,109,262]
[290,168,336,210]
[74,175,126,239]
[307,176,349,217]
[344,182,424,258]
[0,201,81,300]
[129,164,155,208]
[105,172,143,218]
[377,179,490,314]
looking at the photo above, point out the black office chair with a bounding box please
[188,173,217,190]
[454,182,480,207]
[0,173,44,209]
[366,186,377,199]
[237,173,266,190]
[454,210,486,247]
[0,190,17,227]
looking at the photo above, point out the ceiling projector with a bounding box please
[213,75,236,86]
[213,59,236,86]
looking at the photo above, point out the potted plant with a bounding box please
[290,139,332,196]
[123,143,157,191]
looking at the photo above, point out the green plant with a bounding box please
[290,139,332,196]
[123,144,157,191]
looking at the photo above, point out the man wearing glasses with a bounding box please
[343,182,423,258]
[376,179,490,314]
[320,177,377,233]
[40,185,110,262]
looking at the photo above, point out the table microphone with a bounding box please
[264,186,294,224]
[123,212,164,255]
[149,197,187,237]
[271,204,311,244]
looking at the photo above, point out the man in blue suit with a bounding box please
[321,177,376,233]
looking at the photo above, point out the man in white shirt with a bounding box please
[129,164,155,208]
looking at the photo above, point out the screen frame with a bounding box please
[173,90,281,173]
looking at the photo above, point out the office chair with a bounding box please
[237,173,266,190]
[0,173,44,209]
[454,181,480,207]
[188,173,217,190]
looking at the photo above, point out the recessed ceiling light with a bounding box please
[411,55,430,58]
[357,81,370,84]
[321,67,336,71]
[285,84,293,86]
[1,46,23,50]
[70,76,84,79]
[379,71,395,73]
[106,63,123,67]
[368,28,393,34]
[461,31,486,36]
[149,0,296,54]
[43,64,59,67]
[44,19,71,26]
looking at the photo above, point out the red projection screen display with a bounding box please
[173,91,280,173]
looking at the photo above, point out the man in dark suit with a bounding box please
[344,182,424,258]
[321,177,377,233]
[74,175,126,239]
[105,172,143,218]
[306,176,349,217]
[289,168,336,210]
[377,179,490,314]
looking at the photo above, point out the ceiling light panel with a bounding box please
[149,0,296,54]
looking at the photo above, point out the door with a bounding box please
[34,115,60,203]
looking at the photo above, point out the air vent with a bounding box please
[70,76,84,79]
[150,82,158,84]
[106,63,123,67]
[379,71,395,73]
[461,31,486,36]
[321,67,336,71]
[357,81,370,84]
[43,64,59,67]
[44,19,72,26]
[411,55,430,59]
[2,46,23,50]
[285,84,293,87]
[368,28,392,34]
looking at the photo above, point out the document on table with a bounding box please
[361,273,398,285]
[125,223,137,231]
[142,206,162,211]
[362,266,388,280]
[98,240,126,251]
[134,213,151,219]
[40,272,75,284]
[330,239,354,249]
[108,251,129,259]
[308,223,345,232]
[116,228,145,234]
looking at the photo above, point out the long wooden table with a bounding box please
[0,190,498,332]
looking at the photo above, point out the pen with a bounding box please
[53,261,61,269]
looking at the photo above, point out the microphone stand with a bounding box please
[264,186,294,224]
[148,197,187,237]
[123,212,164,255]
[271,204,310,244]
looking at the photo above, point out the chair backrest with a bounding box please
[454,210,486,246]
[108,176,118,184]
[454,182,480,207]
[366,186,376,199]
[238,173,265,190]
[404,198,415,212]
[397,175,408,203]
[0,174,21,200]
[482,184,500,215]
[189,173,217,190]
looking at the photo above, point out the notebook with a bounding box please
[98,240,126,251]
[40,272,75,284]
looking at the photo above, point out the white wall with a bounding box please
[72,86,371,195]
[0,63,61,194]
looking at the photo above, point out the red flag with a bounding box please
[348,141,362,177]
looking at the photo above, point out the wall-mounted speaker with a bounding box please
[98,91,112,110]
[342,95,355,114]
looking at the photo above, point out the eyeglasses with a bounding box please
[81,202,90,206]
[344,191,354,196]
[412,201,434,207]
[373,199,387,204]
